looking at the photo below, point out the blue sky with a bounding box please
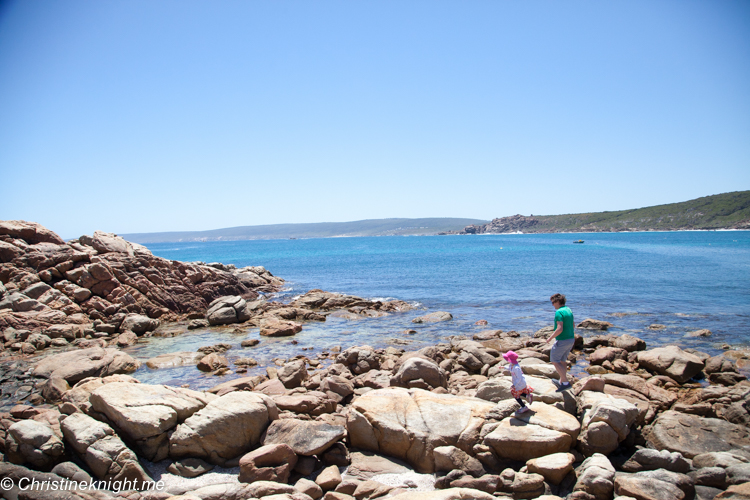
[1,1,748,238]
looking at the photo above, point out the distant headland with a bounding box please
[447,191,750,235]
[120,191,750,243]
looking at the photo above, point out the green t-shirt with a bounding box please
[554,306,575,340]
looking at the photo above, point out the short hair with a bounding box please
[550,293,566,305]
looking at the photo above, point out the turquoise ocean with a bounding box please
[127,231,750,389]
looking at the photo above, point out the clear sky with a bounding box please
[1,1,749,239]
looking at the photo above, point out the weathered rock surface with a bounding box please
[526,452,575,485]
[637,345,705,383]
[348,387,495,473]
[1,221,277,341]
[169,390,278,464]
[622,449,691,473]
[614,469,695,500]
[646,411,750,459]
[239,443,297,483]
[5,419,65,469]
[31,347,140,383]
[391,357,448,390]
[206,295,251,326]
[263,418,346,456]
[89,381,212,461]
[434,445,486,477]
[573,453,616,499]
[484,403,578,462]
[577,318,614,330]
[577,391,639,456]
[61,412,151,482]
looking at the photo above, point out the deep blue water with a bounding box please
[128,231,750,388]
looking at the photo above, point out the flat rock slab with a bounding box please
[526,452,575,485]
[32,347,140,383]
[346,451,412,480]
[647,411,750,459]
[262,418,346,456]
[484,418,573,462]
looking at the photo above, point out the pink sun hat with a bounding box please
[502,350,519,364]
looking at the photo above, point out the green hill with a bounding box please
[460,191,750,234]
[122,218,489,243]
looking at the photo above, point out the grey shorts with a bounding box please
[550,338,575,363]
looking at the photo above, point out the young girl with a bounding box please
[503,350,534,415]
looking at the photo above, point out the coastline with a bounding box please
[2,220,750,500]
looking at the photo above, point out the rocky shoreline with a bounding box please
[1,220,750,500]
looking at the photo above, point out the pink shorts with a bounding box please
[511,386,533,399]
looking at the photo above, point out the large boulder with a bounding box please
[646,411,750,459]
[573,453,616,498]
[206,296,251,325]
[89,381,212,461]
[484,402,579,462]
[278,359,309,388]
[614,469,695,500]
[262,418,345,456]
[434,445,486,477]
[61,412,151,483]
[391,357,448,390]
[600,373,678,410]
[238,443,298,483]
[577,391,639,456]
[347,387,495,473]
[79,231,135,255]
[169,391,278,464]
[119,313,159,334]
[526,452,575,485]
[5,419,65,469]
[622,449,692,473]
[637,346,705,383]
[0,220,65,245]
[31,347,140,383]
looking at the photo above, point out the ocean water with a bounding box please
[127,231,750,389]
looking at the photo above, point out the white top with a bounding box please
[509,363,527,390]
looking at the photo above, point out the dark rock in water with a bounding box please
[260,318,302,337]
[577,318,614,330]
[197,353,228,372]
[198,343,232,354]
[187,318,209,330]
[241,338,260,347]
[412,311,453,323]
